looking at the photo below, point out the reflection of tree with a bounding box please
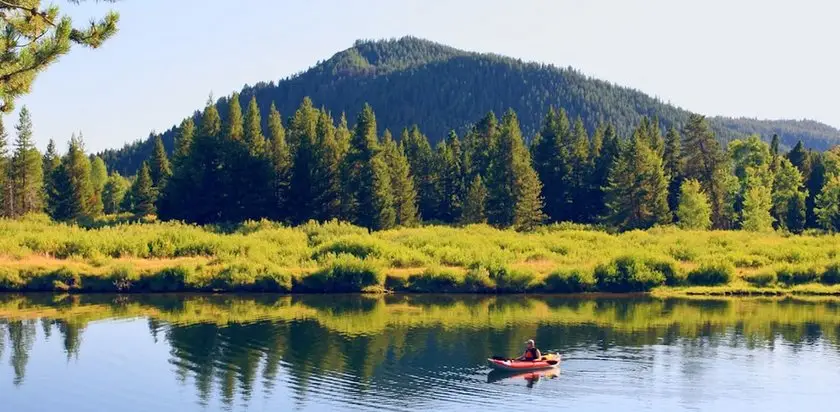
[7,320,37,386]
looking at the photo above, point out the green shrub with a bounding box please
[745,271,776,287]
[0,267,23,290]
[822,263,840,285]
[776,265,820,285]
[301,254,385,292]
[139,266,190,292]
[686,262,734,286]
[463,267,495,292]
[384,275,409,291]
[407,267,462,292]
[594,256,666,292]
[492,267,536,293]
[543,268,595,293]
[251,270,293,292]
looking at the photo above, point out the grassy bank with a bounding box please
[1,215,840,295]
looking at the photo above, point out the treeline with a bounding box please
[3,98,840,232]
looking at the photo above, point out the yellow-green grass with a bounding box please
[1,215,840,295]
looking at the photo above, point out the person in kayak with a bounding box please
[516,339,541,361]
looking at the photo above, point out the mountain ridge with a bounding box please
[100,36,840,175]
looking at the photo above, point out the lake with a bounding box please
[1,294,839,411]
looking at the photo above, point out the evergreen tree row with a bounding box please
[3,99,840,234]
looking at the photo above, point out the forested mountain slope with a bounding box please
[101,37,840,175]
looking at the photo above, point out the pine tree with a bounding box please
[436,130,466,222]
[148,135,171,188]
[589,124,620,221]
[0,116,9,216]
[288,98,319,223]
[382,130,419,226]
[681,114,731,229]
[244,95,268,156]
[402,125,437,221]
[486,110,544,229]
[311,108,342,221]
[102,172,130,215]
[740,167,774,232]
[461,175,488,224]
[568,116,591,222]
[787,140,810,177]
[41,139,60,217]
[173,117,195,166]
[131,162,156,217]
[342,103,395,230]
[335,113,352,159]
[770,134,780,159]
[663,126,683,215]
[604,130,671,230]
[11,107,43,216]
[676,179,712,230]
[51,134,97,221]
[772,158,807,232]
[805,151,827,228]
[225,92,244,141]
[267,102,291,221]
[0,2,118,113]
[157,97,221,223]
[815,176,840,232]
[531,107,569,222]
[469,112,499,180]
[89,155,107,216]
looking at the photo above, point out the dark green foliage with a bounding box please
[407,267,461,292]
[686,262,734,286]
[745,271,776,287]
[382,130,419,226]
[821,264,840,285]
[604,125,671,230]
[594,256,668,292]
[50,134,98,221]
[776,265,820,285]
[436,131,466,222]
[543,269,595,293]
[486,110,544,230]
[267,102,291,219]
[402,126,437,221]
[682,114,732,229]
[41,139,61,217]
[341,104,395,230]
[131,162,156,217]
[461,175,487,224]
[663,126,683,215]
[100,37,840,176]
[148,135,171,188]
[11,107,43,216]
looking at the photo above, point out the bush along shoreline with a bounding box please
[2,217,840,296]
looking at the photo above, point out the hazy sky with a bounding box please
[10,0,839,152]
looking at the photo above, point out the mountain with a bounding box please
[100,36,840,175]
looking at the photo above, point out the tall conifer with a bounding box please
[486,110,544,229]
[11,107,42,215]
[382,130,419,226]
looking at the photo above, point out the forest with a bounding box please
[3,94,840,233]
[99,37,840,176]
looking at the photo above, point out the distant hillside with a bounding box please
[101,36,840,175]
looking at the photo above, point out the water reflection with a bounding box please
[1,294,840,410]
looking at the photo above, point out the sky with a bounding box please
[9,0,840,152]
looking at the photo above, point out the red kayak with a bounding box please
[487,354,560,372]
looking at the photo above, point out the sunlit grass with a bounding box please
[1,215,839,294]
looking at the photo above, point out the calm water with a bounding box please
[1,294,839,411]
